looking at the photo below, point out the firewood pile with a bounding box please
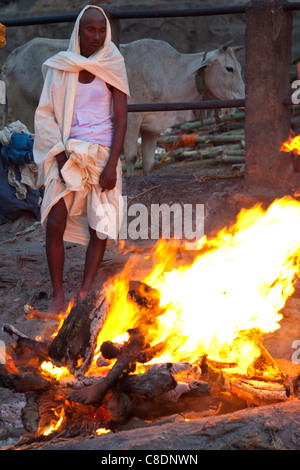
[0,280,297,444]
[122,110,246,176]
[122,105,300,176]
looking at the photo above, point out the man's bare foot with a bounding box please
[47,295,68,316]
[68,381,106,405]
[76,290,88,305]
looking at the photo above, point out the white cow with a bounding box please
[2,37,244,175]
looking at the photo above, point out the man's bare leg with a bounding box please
[77,228,107,304]
[45,198,68,314]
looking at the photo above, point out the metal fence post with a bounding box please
[244,0,295,191]
[111,18,120,48]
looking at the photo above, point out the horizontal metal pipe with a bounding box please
[1,2,300,27]
[282,1,300,10]
[111,5,247,19]
[127,99,245,112]
[0,5,247,27]
[0,14,76,27]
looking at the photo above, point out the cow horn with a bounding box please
[221,40,233,51]
[232,45,245,53]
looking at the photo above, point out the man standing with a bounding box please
[33,6,129,315]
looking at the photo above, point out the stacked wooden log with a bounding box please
[157,111,245,170]
[120,105,300,175]
[121,109,246,175]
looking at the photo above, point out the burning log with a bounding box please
[0,325,52,393]
[100,340,123,360]
[108,391,133,422]
[101,335,179,364]
[0,372,51,393]
[21,388,110,436]
[117,363,177,399]
[48,280,161,378]
[108,364,211,423]
[48,289,109,377]
[230,378,289,405]
[127,280,160,310]
[66,280,171,406]
[67,328,147,406]
[24,304,63,321]
[2,323,49,368]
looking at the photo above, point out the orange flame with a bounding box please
[94,428,111,435]
[39,361,72,381]
[52,300,74,338]
[91,196,300,375]
[280,132,300,153]
[42,405,65,436]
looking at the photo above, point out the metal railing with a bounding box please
[0,5,248,27]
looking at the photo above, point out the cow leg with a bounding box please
[141,131,159,175]
[123,114,142,176]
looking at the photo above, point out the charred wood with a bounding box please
[127,280,160,311]
[230,378,289,406]
[3,323,50,368]
[108,388,219,424]
[68,328,147,406]
[48,289,108,377]
[117,363,177,399]
[108,364,211,423]
[100,340,123,360]
[108,391,133,422]
[47,280,162,380]
[21,388,110,436]
[0,372,52,393]
[101,337,173,364]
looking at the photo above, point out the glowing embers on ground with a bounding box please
[92,196,300,376]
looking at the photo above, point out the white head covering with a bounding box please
[68,5,112,52]
[42,5,129,96]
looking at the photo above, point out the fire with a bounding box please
[280,132,300,153]
[40,361,71,381]
[92,196,300,375]
[42,405,65,436]
[52,300,74,338]
[94,428,111,435]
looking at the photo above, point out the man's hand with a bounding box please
[99,162,117,192]
[98,87,127,193]
[55,151,68,183]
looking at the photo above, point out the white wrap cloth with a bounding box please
[33,5,129,245]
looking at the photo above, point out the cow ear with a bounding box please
[189,52,213,75]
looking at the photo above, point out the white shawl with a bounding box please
[33,5,129,187]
